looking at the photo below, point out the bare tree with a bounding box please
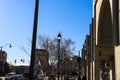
[37,34,75,64]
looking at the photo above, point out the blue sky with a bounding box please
[0,0,92,65]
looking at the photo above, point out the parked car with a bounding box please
[5,72,16,79]
[10,74,24,80]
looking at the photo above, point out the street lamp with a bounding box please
[57,33,61,80]
[0,44,12,51]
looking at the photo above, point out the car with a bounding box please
[10,74,24,80]
[5,72,16,79]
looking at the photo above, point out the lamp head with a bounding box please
[9,44,12,48]
[57,33,61,40]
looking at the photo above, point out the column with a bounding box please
[109,60,112,80]
[95,47,100,80]
[114,46,120,80]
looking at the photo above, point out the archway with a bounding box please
[98,0,113,60]
[97,0,115,80]
[98,0,112,45]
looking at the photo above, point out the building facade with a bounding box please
[81,0,120,80]
[0,51,7,63]
[0,50,9,75]
[34,49,49,73]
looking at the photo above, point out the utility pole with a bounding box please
[29,0,39,80]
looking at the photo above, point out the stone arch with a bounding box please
[96,1,115,80]
[97,0,113,46]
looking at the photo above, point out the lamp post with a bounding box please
[57,33,61,80]
[0,44,12,51]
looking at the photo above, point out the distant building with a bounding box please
[34,49,49,73]
[0,51,7,63]
[9,49,49,74]
[0,50,9,76]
